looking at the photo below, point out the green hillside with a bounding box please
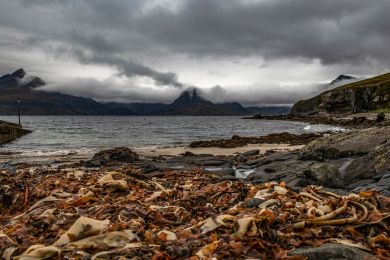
[290,72,390,115]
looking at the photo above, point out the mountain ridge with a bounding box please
[0,68,289,115]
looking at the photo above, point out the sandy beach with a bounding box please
[136,143,304,157]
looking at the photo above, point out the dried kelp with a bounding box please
[0,165,389,259]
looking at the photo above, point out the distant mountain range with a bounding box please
[0,68,290,116]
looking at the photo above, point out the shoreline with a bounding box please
[243,112,390,128]
[136,143,304,157]
[0,143,304,164]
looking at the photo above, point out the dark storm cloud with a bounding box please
[43,77,181,104]
[132,0,390,64]
[5,0,389,65]
[1,0,390,104]
[55,46,184,88]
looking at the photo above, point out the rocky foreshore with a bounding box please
[189,132,325,148]
[1,127,390,259]
[243,113,390,129]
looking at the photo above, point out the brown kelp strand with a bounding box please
[0,165,389,259]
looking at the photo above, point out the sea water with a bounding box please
[0,116,344,156]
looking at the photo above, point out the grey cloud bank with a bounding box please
[0,0,389,105]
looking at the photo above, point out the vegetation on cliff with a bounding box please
[290,73,390,116]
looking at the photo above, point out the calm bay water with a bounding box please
[0,116,343,156]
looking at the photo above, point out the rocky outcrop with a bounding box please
[290,72,390,116]
[85,147,139,167]
[229,127,388,195]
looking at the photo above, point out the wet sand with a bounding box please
[136,143,304,156]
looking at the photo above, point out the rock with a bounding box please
[205,167,235,176]
[305,163,343,188]
[236,149,260,162]
[289,243,375,260]
[285,177,308,188]
[86,147,138,167]
[342,155,377,183]
[342,142,390,183]
[246,159,313,183]
[241,149,260,157]
[377,112,385,122]
[196,159,232,167]
[346,179,375,189]
[301,127,390,160]
[242,198,265,208]
[181,151,195,156]
[189,132,323,148]
[219,175,238,181]
[245,152,298,167]
[353,172,390,196]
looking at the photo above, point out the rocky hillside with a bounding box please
[0,69,112,115]
[290,72,390,116]
[161,89,249,116]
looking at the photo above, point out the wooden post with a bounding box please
[17,97,21,126]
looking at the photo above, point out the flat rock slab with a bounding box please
[289,243,375,260]
[301,127,390,160]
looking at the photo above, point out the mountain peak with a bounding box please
[330,74,356,85]
[174,89,206,105]
[11,68,26,79]
[0,68,45,90]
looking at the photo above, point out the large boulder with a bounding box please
[305,163,343,188]
[86,147,139,167]
[341,142,390,184]
[300,127,390,161]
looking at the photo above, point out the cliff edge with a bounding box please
[290,72,390,116]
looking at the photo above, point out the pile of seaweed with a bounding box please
[0,164,389,259]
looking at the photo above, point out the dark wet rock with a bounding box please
[377,112,386,122]
[246,159,313,183]
[353,173,390,196]
[189,132,323,148]
[285,177,308,188]
[85,147,139,167]
[244,152,299,167]
[236,149,260,162]
[242,198,265,208]
[138,163,161,174]
[157,154,234,172]
[346,179,376,189]
[196,159,232,167]
[304,163,343,188]
[342,156,377,183]
[241,149,260,157]
[0,162,16,173]
[205,167,235,176]
[341,141,390,183]
[219,175,238,181]
[289,243,375,260]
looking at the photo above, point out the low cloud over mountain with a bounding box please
[1,0,390,105]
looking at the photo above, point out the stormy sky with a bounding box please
[0,0,389,106]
